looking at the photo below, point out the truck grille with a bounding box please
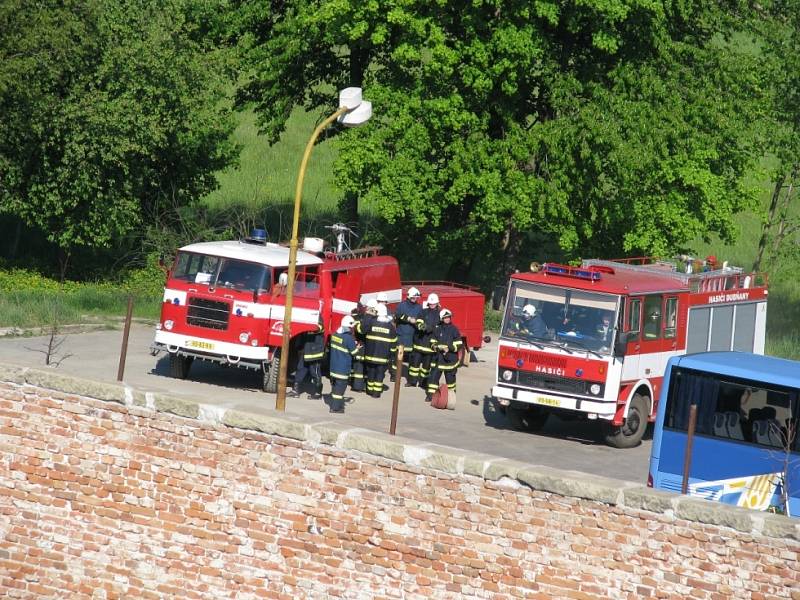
[187,297,230,330]
[516,371,590,396]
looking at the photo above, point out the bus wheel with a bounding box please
[603,393,649,448]
[506,403,549,432]
[262,351,280,394]
[169,354,193,379]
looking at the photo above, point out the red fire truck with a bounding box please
[492,258,768,448]
[152,230,486,392]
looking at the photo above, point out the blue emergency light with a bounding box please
[542,263,602,281]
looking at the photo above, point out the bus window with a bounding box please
[664,297,678,339]
[650,355,800,516]
[643,295,662,340]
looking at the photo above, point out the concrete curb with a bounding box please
[3,361,799,541]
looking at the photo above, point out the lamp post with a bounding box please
[275,88,372,411]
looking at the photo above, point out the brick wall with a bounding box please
[1,375,799,599]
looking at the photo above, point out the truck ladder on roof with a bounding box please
[324,246,383,261]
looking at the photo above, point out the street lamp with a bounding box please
[275,88,372,411]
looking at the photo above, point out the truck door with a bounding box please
[621,297,642,382]
[638,294,678,383]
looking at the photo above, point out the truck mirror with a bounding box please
[614,331,629,356]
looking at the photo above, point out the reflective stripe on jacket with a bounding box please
[431,322,462,368]
[329,331,359,379]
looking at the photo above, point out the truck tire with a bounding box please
[262,352,280,394]
[506,403,549,432]
[603,393,649,448]
[169,354,193,380]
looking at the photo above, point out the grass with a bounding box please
[203,108,343,214]
[0,289,160,331]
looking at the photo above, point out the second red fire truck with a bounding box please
[492,258,768,448]
[151,229,486,393]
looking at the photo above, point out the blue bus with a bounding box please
[649,352,799,516]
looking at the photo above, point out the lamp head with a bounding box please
[338,87,372,127]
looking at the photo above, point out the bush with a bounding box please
[484,307,503,332]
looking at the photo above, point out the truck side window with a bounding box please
[664,297,678,338]
[643,295,663,340]
[627,298,641,336]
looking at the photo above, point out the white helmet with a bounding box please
[439,308,452,320]
[407,287,421,299]
[427,293,439,306]
[278,272,288,286]
[376,303,388,318]
[522,304,536,317]
[376,291,389,303]
[366,298,379,310]
[341,315,355,329]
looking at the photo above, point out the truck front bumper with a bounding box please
[153,330,271,370]
[492,384,616,418]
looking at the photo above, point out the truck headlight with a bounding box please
[502,370,513,381]
[164,320,174,331]
[239,332,251,344]
[590,384,601,395]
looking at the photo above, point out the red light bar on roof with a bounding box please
[542,263,602,281]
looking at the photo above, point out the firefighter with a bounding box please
[515,304,548,339]
[395,287,423,385]
[376,291,397,381]
[328,315,360,413]
[409,293,440,387]
[425,308,463,401]
[363,303,398,397]
[289,319,324,398]
[351,300,377,392]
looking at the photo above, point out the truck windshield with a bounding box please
[172,252,271,293]
[502,281,620,354]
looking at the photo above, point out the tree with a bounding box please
[237,1,765,284]
[0,0,237,276]
[751,0,800,273]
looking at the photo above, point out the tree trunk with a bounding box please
[768,164,798,264]
[57,248,71,283]
[753,172,786,272]
[340,190,359,226]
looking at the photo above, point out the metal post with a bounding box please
[116,295,134,382]
[681,404,698,495]
[275,105,351,411]
[389,346,404,435]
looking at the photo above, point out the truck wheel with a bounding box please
[506,403,549,432]
[169,354,193,380]
[603,393,649,448]
[262,352,280,394]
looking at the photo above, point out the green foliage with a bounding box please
[0,268,161,328]
[237,0,766,284]
[0,0,237,260]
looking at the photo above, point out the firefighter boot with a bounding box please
[288,384,301,398]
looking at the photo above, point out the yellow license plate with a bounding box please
[534,396,562,407]
[187,340,214,350]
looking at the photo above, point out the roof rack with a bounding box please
[324,246,383,261]
[581,258,765,292]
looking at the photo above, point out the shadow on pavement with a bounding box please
[479,395,609,446]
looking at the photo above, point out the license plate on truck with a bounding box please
[187,340,214,350]
[534,396,562,407]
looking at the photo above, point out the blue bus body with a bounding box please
[650,352,800,516]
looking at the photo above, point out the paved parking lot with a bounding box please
[0,324,652,482]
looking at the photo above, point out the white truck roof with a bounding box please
[179,241,323,268]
